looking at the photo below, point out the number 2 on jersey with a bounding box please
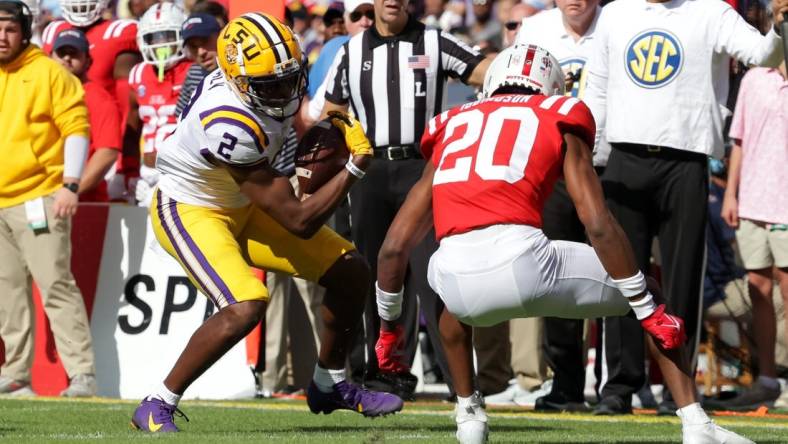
[433,107,539,185]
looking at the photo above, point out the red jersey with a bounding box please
[81,81,122,202]
[128,60,191,154]
[41,19,138,100]
[421,94,596,241]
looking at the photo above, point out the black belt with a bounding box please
[611,143,706,161]
[373,144,422,160]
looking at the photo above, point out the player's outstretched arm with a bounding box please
[563,133,685,350]
[229,158,365,239]
[378,162,436,293]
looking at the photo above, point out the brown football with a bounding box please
[295,118,350,195]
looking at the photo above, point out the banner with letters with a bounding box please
[0,204,260,399]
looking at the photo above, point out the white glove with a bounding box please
[135,179,153,207]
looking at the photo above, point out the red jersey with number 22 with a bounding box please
[421,94,596,241]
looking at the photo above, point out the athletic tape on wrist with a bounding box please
[375,281,403,321]
[629,291,657,320]
[345,160,365,179]
[611,271,647,298]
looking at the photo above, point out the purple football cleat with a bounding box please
[130,396,188,432]
[307,380,404,417]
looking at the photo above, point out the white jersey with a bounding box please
[514,6,611,166]
[583,0,783,158]
[156,69,292,208]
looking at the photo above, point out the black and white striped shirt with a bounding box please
[324,16,483,148]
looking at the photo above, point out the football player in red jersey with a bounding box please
[374,45,753,444]
[41,0,141,198]
[126,2,191,206]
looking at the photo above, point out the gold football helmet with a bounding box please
[217,13,307,120]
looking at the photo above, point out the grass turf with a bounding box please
[1,397,786,443]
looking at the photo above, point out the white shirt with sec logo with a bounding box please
[583,0,783,158]
[514,6,611,166]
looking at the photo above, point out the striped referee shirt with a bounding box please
[324,16,483,148]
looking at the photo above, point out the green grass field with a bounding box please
[1,397,786,443]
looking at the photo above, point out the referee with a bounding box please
[584,0,787,415]
[321,0,489,397]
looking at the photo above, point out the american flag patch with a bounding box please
[407,55,430,69]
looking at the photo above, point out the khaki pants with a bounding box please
[473,322,512,395]
[510,317,550,390]
[261,271,324,392]
[0,194,95,382]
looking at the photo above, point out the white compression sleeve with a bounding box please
[376,281,403,321]
[611,271,657,320]
[63,134,89,180]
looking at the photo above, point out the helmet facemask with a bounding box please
[59,0,107,27]
[232,55,307,120]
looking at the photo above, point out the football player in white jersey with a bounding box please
[130,13,404,433]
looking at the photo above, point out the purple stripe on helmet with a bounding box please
[204,117,265,153]
[156,189,221,308]
[168,196,238,305]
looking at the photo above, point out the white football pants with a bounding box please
[427,224,631,327]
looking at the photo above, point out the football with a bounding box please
[294,118,350,195]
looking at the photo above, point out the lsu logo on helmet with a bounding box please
[625,29,683,88]
[217,12,307,120]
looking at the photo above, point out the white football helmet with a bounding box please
[482,44,564,98]
[59,0,109,27]
[137,2,186,71]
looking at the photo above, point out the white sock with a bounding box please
[676,402,710,426]
[152,382,181,406]
[313,365,346,393]
[758,375,780,390]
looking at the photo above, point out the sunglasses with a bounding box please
[349,8,375,23]
[504,21,520,31]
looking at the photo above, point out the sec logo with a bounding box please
[625,29,683,88]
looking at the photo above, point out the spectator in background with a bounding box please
[127,0,159,19]
[322,7,347,42]
[501,2,540,51]
[189,0,228,26]
[301,0,374,129]
[421,0,463,32]
[173,12,221,117]
[717,59,788,410]
[51,29,121,202]
[0,0,96,397]
[583,0,786,416]
[467,0,501,50]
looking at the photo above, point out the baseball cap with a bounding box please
[181,13,221,42]
[343,0,373,14]
[53,29,89,54]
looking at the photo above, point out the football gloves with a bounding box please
[327,111,372,157]
[640,304,686,350]
[375,325,410,374]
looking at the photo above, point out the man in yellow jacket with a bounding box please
[0,0,96,397]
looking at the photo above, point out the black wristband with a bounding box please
[63,183,79,194]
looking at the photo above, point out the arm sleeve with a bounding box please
[439,31,484,82]
[51,68,90,139]
[728,71,750,141]
[715,5,784,68]
[324,44,350,105]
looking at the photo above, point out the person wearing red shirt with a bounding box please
[41,0,142,197]
[374,45,753,444]
[50,29,121,203]
[126,2,191,206]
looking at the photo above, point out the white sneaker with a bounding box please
[774,389,788,409]
[0,375,34,396]
[682,421,754,444]
[514,379,553,407]
[60,374,97,397]
[455,392,488,444]
[484,382,528,406]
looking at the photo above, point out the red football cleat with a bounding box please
[375,325,409,373]
[640,304,686,350]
